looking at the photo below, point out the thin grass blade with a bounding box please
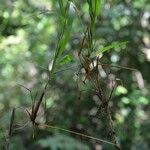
[91,41,129,58]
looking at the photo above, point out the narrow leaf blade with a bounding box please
[58,54,73,65]
[91,41,129,58]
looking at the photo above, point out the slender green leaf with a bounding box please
[95,0,101,16]
[59,24,73,55]
[58,0,65,18]
[58,54,73,65]
[91,41,129,58]
[58,2,74,55]
[51,1,74,72]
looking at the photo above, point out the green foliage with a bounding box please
[87,0,102,30]
[115,85,128,95]
[51,0,74,72]
[38,134,90,150]
[9,136,26,150]
[0,0,150,150]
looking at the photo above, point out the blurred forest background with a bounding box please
[0,0,150,150]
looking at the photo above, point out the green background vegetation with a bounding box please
[0,0,150,150]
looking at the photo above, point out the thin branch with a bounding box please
[108,80,116,102]
[9,108,15,137]
[39,124,120,149]
[98,63,136,71]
